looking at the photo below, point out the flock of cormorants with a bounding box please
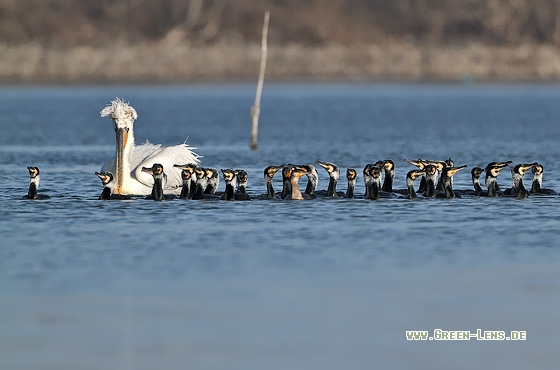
[23,158,556,201]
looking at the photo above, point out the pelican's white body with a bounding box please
[100,98,199,195]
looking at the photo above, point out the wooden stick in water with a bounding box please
[250,11,270,151]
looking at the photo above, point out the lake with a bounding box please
[1,83,560,369]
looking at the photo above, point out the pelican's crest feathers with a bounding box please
[100,98,138,120]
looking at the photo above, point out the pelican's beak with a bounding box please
[114,127,129,194]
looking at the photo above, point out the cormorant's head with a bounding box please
[425,164,437,176]
[206,168,219,180]
[174,163,197,174]
[221,168,236,182]
[442,165,467,178]
[403,159,425,170]
[346,168,357,181]
[363,163,373,176]
[264,165,282,179]
[236,170,248,183]
[382,160,395,172]
[532,163,543,176]
[282,165,294,180]
[95,171,114,186]
[471,167,484,179]
[181,169,192,182]
[194,167,207,180]
[291,166,310,179]
[369,166,383,179]
[512,163,537,176]
[27,166,40,178]
[407,169,425,181]
[485,163,508,178]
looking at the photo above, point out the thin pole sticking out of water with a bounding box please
[250,11,270,151]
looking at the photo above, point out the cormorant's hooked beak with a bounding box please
[447,165,468,177]
[404,159,425,169]
[141,166,153,175]
[519,163,537,174]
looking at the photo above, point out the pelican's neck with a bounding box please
[115,126,135,194]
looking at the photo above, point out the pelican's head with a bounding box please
[100,98,138,130]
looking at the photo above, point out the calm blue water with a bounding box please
[1,83,560,369]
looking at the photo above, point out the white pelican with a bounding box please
[100,98,199,195]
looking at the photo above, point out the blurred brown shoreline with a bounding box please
[4,1,560,84]
[3,39,560,85]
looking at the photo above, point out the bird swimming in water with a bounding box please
[374,160,395,193]
[345,168,357,199]
[191,167,211,200]
[423,164,438,198]
[100,98,199,195]
[281,165,294,199]
[485,161,511,197]
[263,165,282,199]
[366,165,383,200]
[204,168,220,194]
[173,163,198,195]
[95,171,130,200]
[470,167,485,196]
[404,159,427,193]
[405,169,425,199]
[23,166,50,200]
[437,165,467,199]
[316,160,343,197]
[287,166,311,200]
[363,163,374,199]
[177,168,193,199]
[530,163,557,195]
[302,164,319,199]
[505,163,537,199]
[221,168,251,201]
[235,169,248,194]
[141,163,167,201]
[221,169,237,201]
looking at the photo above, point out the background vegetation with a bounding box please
[2,0,560,82]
